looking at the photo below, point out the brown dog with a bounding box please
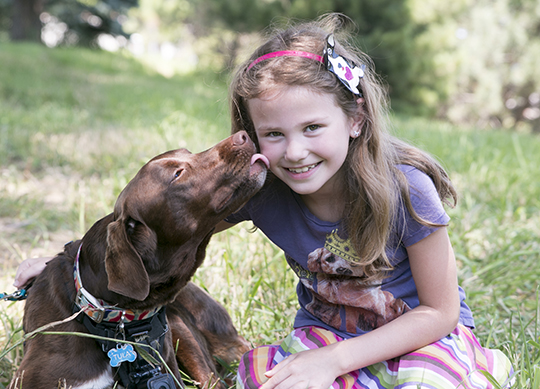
[9,131,268,389]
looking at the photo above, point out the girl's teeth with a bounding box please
[288,164,317,173]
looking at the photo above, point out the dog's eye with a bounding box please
[173,169,185,180]
[126,218,138,235]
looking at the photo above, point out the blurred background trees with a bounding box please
[2,0,137,46]
[1,0,539,133]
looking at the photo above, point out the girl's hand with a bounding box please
[261,346,340,389]
[13,256,51,288]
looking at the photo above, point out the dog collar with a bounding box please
[73,243,161,324]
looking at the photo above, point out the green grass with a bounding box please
[1,42,539,388]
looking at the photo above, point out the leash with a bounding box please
[1,279,33,302]
[0,288,29,301]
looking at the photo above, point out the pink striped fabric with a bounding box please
[236,325,514,389]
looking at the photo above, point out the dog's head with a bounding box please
[103,131,268,301]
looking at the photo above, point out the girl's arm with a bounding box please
[261,227,460,389]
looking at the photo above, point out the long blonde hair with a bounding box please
[229,14,457,281]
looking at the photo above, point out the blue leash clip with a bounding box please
[0,288,28,301]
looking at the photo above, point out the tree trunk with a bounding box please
[10,0,44,42]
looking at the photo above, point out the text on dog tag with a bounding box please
[107,343,137,367]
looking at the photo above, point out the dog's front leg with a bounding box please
[167,313,225,389]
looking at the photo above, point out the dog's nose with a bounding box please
[232,131,249,146]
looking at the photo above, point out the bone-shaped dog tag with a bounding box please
[107,343,137,367]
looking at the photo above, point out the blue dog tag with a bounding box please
[107,344,137,367]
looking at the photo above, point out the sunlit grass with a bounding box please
[1,42,539,388]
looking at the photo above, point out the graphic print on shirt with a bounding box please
[289,229,410,333]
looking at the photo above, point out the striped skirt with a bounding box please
[236,325,514,389]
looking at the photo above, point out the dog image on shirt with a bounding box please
[303,246,410,332]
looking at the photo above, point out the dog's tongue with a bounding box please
[250,153,270,169]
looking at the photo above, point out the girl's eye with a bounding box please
[306,124,320,132]
[266,131,283,137]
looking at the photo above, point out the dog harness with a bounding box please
[73,243,180,389]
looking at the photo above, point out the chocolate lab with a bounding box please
[9,131,268,389]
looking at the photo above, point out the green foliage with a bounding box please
[0,41,230,172]
[4,0,540,131]
[136,0,540,131]
[0,0,12,37]
[1,0,138,46]
[45,0,138,46]
[354,0,540,131]
[1,43,539,388]
[125,0,192,43]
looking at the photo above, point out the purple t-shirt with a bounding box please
[226,165,474,339]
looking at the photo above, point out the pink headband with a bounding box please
[246,35,365,96]
[247,50,324,70]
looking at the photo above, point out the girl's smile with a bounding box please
[285,161,320,174]
[247,86,361,220]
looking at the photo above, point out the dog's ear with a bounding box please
[105,218,150,301]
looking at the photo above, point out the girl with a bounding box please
[14,14,513,389]
[218,14,513,389]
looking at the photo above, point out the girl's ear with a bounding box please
[349,97,366,138]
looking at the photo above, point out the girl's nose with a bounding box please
[285,139,308,162]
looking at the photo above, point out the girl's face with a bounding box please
[248,85,361,205]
